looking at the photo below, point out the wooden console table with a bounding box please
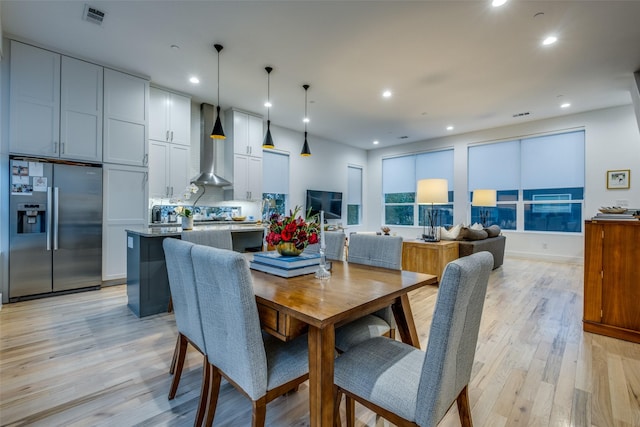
[584,220,640,343]
[402,240,459,280]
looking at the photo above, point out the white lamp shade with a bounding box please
[472,189,497,207]
[416,179,448,204]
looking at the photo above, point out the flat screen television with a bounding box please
[306,189,343,220]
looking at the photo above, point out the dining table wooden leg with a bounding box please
[308,325,336,427]
[392,294,421,349]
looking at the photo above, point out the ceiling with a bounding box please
[3,0,640,150]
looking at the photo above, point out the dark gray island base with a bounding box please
[126,225,265,317]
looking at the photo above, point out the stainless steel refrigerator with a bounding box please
[9,158,103,299]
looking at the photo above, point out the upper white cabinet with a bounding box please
[224,108,264,200]
[9,41,103,162]
[9,41,60,157]
[60,56,103,162]
[228,110,264,156]
[148,87,191,198]
[103,68,149,167]
[149,87,191,146]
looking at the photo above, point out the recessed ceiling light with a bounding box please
[542,35,558,46]
[446,126,454,131]
[189,76,200,84]
[303,117,310,123]
[373,140,379,145]
[170,44,180,50]
[560,102,571,108]
[264,101,272,108]
[382,90,392,98]
[492,0,508,7]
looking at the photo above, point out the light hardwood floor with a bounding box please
[1,257,639,426]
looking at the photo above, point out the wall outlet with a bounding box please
[542,243,548,250]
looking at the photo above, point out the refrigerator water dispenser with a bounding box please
[17,203,46,234]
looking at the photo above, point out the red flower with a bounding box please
[266,206,319,250]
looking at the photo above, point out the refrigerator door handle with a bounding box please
[47,187,52,251]
[53,187,59,250]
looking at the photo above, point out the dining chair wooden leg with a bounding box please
[169,334,181,375]
[346,394,355,427]
[333,387,343,427]
[168,334,189,399]
[194,358,211,427]
[204,366,222,427]
[252,397,267,427]
[456,385,473,427]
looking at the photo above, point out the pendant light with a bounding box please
[300,84,311,157]
[262,66,275,149]
[210,44,226,139]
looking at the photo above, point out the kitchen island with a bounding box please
[125,224,265,317]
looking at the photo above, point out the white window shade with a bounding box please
[416,149,454,190]
[347,166,362,204]
[262,151,289,194]
[469,140,519,190]
[383,155,415,194]
[521,131,584,189]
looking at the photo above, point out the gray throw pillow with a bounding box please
[458,227,488,241]
[484,224,501,237]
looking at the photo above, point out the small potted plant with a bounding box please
[175,184,199,230]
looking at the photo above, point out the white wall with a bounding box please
[254,123,368,227]
[185,104,369,226]
[366,105,640,263]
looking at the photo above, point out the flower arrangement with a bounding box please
[174,206,192,218]
[174,184,199,218]
[265,206,320,252]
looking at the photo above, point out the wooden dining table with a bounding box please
[250,260,438,427]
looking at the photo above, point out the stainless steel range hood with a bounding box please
[191,103,231,186]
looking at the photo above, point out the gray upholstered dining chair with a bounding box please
[181,229,233,250]
[162,238,208,426]
[303,230,346,261]
[190,245,310,426]
[334,234,403,352]
[333,251,494,427]
[167,229,234,313]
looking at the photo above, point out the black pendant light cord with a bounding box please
[301,84,311,156]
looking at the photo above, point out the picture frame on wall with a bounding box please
[606,169,630,189]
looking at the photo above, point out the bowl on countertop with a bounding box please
[232,216,247,221]
[598,207,627,214]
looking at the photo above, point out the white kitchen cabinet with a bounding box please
[9,41,60,157]
[102,163,148,282]
[60,56,103,162]
[224,108,263,200]
[233,154,263,201]
[149,87,191,146]
[149,140,190,198]
[227,109,264,156]
[103,68,149,167]
[9,41,103,162]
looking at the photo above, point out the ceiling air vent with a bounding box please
[512,111,531,118]
[83,4,106,25]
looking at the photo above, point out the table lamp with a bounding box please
[472,189,497,227]
[417,179,448,242]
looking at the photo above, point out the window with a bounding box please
[468,130,584,232]
[347,166,362,225]
[382,150,454,226]
[262,151,289,218]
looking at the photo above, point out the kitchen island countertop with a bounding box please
[126,223,266,238]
